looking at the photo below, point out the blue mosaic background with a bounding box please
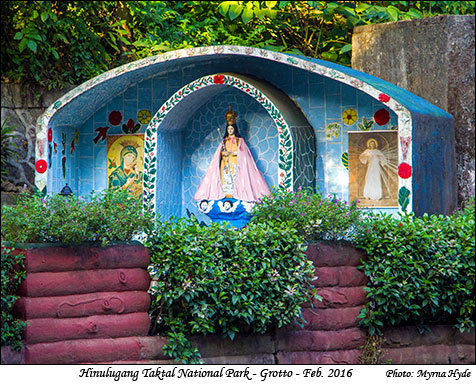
[48,57,399,217]
[182,88,278,222]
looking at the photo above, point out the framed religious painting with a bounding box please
[348,131,398,207]
[107,134,144,201]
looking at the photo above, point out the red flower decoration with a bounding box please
[398,162,412,179]
[213,74,225,84]
[48,127,53,143]
[127,118,135,131]
[35,159,47,174]
[108,111,122,126]
[374,108,390,126]
[378,93,390,103]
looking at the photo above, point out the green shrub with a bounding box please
[146,218,318,363]
[356,198,475,335]
[1,245,27,350]
[1,189,154,245]
[250,187,362,242]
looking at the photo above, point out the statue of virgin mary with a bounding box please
[193,106,270,225]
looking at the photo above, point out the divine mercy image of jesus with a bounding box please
[348,131,398,207]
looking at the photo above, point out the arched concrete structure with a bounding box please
[36,45,457,216]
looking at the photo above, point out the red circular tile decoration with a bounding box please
[35,159,47,174]
[213,74,225,84]
[398,162,412,179]
[374,108,390,126]
[378,93,390,103]
[108,110,122,126]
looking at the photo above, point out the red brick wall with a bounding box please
[2,242,474,365]
[10,243,151,364]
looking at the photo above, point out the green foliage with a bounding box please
[146,218,318,363]
[2,1,133,89]
[1,189,154,246]
[251,188,363,242]
[1,118,19,183]
[162,328,202,364]
[2,2,473,88]
[216,1,475,64]
[1,245,27,350]
[356,198,475,335]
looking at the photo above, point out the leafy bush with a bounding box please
[1,189,154,245]
[1,245,27,350]
[146,218,318,363]
[2,2,474,89]
[356,198,475,335]
[251,188,362,242]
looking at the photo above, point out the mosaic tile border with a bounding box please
[36,45,413,213]
[143,73,293,213]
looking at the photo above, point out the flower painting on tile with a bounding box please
[325,123,340,140]
[107,134,144,201]
[348,131,398,207]
[342,109,357,125]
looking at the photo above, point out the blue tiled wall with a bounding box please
[47,125,78,195]
[155,131,183,218]
[50,57,398,216]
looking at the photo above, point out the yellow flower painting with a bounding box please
[342,108,358,125]
[137,109,152,124]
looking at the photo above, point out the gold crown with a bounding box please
[120,140,140,149]
[225,105,237,124]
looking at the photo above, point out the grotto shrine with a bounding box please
[35,45,457,223]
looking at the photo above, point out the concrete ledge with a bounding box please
[275,328,366,352]
[203,354,276,364]
[383,325,475,348]
[190,334,275,357]
[382,344,475,365]
[1,346,25,364]
[276,349,361,364]
[282,307,362,331]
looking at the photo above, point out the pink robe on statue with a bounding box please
[193,138,270,202]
